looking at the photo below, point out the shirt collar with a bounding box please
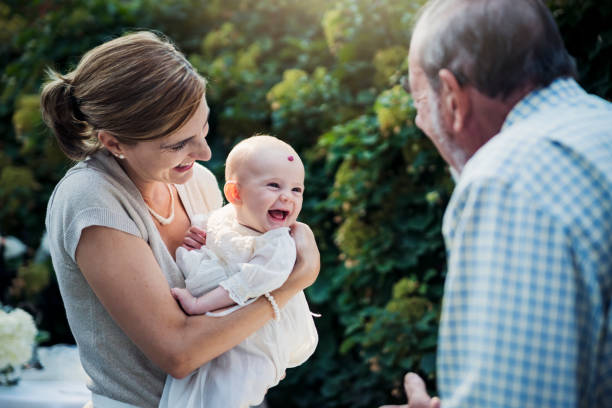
[501,77,584,131]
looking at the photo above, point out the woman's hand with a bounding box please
[268,222,319,310]
[182,226,207,250]
[289,221,320,289]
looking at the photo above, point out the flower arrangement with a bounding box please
[0,306,37,386]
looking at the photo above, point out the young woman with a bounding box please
[41,31,319,408]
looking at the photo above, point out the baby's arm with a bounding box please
[171,286,234,315]
[171,252,272,315]
[174,230,295,314]
[220,231,297,305]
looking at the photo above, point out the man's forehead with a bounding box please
[407,61,428,94]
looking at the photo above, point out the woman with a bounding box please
[40,31,319,407]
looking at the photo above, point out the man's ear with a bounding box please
[438,69,471,133]
[97,130,125,158]
[224,181,241,205]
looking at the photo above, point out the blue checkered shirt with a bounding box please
[437,78,612,407]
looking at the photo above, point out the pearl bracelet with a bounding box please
[264,292,280,321]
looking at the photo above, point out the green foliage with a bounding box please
[0,0,609,406]
[374,46,410,88]
[0,166,41,234]
[548,0,612,99]
[298,82,449,404]
[267,67,354,149]
[14,261,51,298]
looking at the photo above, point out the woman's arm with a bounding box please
[76,221,318,379]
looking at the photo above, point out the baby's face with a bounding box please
[235,149,304,233]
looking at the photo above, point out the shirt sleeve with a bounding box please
[46,169,142,262]
[176,245,230,297]
[437,176,581,407]
[220,228,296,305]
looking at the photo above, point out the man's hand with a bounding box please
[379,373,441,408]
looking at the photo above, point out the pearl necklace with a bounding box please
[145,183,175,225]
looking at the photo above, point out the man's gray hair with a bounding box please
[414,0,577,100]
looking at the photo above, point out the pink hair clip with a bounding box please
[288,155,294,161]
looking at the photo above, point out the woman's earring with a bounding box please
[115,153,125,159]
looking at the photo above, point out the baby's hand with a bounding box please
[182,226,207,250]
[171,287,202,315]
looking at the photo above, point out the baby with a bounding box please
[159,135,318,408]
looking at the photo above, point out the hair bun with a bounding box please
[40,70,97,161]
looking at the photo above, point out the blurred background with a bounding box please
[1,0,610,406]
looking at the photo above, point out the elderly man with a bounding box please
[382,0,612,407]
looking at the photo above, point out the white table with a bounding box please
[0,379,89,408]
[0,345,90,408]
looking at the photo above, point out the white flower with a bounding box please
[0,308,37,369]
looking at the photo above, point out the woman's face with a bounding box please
[119,96,212,187]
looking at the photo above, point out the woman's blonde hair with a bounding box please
[41,31,206,161]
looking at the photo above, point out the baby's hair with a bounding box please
[225,135,300,182]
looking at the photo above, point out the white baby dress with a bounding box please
[159,204,318,408]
